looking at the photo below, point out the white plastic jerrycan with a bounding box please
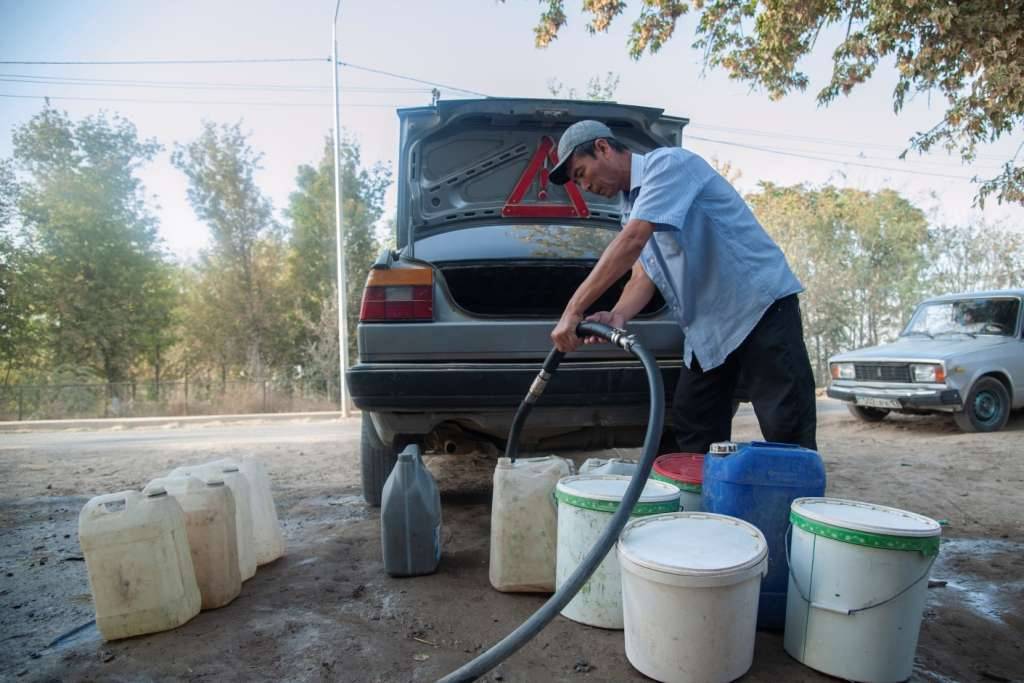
[78,488,201,641]
[207,458,284,565]
[145,475,241,610]
[170,463,257,581]
[489,455,575,593]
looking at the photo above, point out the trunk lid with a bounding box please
[396,98,688,250]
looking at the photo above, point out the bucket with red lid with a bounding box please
[651,453,704,511]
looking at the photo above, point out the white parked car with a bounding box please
[827,290,1024,432]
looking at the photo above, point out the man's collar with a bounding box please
[628,153,644,194]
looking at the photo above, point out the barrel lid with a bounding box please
[619,512,767,577]
[653,453,704,490]
[555,475,679,515]
[791,497,940,538]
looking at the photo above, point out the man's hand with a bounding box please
[551,308,584,353]
[582,311,626,344]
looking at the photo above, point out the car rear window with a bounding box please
[412,224,618,261]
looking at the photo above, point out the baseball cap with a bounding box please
[549,120,616,186]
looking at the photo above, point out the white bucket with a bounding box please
[490,455,574,593]
[618,512,768,683]
[784,497,941,683]
[578,457,638,476]
[555,475,679,629]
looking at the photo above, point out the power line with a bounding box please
[0,92,418,109]
[0,73,435,94]
[692,128,1001,171]
[686,134,978,181]
[0,56,491,98]
[337,60,489,98]
[0,57,327,65]
[689,122,1009,163]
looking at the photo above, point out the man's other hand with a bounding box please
[583,311,625,344]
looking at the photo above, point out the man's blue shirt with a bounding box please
[623,148,802,370]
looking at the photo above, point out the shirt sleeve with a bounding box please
[629,149,710,230]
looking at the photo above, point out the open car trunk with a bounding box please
[438,261,665,318]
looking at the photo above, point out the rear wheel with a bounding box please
[847,404,890,422]
[360,413,398,506]
[953,377,1011,433]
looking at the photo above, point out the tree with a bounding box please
[286,135,390,376]
[11,109,176,384]
[927,221,1024,293]
[521,1,1024,205]
[547,71,621,101]
[748,183,929,383]
[0,157,35,383]
[172,121,292,379]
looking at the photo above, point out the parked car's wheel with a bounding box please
[953,377,1011,433]
[847,404,890,422]
[361,412,398,506]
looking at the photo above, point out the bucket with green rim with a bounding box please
[651,453,704,511]
[784,497,941,682]
[554,475,679,629]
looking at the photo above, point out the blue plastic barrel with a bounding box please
[701,441,825,630]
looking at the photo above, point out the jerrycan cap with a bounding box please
[709,441,737,456]
[144,485,168,498]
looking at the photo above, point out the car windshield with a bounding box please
[412,224,618,261]
[903,298,1021,338]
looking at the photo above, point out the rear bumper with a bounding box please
[826,384,962,409]
[347,360,682,410]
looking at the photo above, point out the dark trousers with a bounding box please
[660,294,817,454]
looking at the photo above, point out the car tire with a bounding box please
[847,404,890,422]
[361,412,398,507]
[953,377,1011,433]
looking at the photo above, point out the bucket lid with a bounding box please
[555,475,679,515]
[652,453,704,492]
[618,512,767,578]
[791,497,941,555]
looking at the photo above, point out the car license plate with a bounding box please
[856,396,901,409]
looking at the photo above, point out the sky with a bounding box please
[1,0,1022,260]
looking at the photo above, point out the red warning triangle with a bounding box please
[502,136,590,218]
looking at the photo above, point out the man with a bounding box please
[548,120,817,452]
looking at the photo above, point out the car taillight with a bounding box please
[359,267,434,322]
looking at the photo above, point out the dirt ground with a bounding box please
[1,408,1023,683]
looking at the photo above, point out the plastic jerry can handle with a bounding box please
[83,491,135,517]
[749,441,803,450]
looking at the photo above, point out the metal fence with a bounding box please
[0,378,338,421]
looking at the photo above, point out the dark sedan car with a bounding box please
[347,98,691,504]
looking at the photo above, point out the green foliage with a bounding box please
[172,121,292,379]
[547,71,621,100]
[10,109,176,384]
[927,222,1024,293]
[0,157,36,383]
[519,0,1024,205]
[749,183,931,383]
[286,135,391,375]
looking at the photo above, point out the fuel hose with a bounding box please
[438,321,665,682]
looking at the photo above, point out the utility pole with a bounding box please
[332,0,350,417]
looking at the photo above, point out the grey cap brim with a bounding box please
[549,154,572,186]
